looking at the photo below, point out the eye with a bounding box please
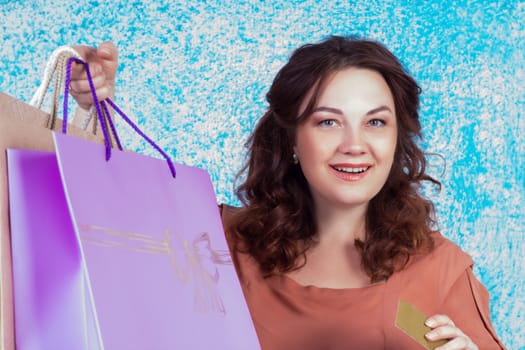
[318,119,338,128]
[368,119,386,127]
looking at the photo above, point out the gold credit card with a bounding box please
[395,299,447,349]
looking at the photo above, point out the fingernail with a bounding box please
[425,331,437,340]
[99,46,111,55]
[425,318,436,327]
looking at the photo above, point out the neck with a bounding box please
[314,202,368,246]
[287,201,372,289]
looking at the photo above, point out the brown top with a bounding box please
[220,205,505,350]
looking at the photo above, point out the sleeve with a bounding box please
[440,267,506,349]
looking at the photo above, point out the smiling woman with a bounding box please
[70,35,505,349]
[225,36,505,349]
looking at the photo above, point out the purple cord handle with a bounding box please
[63,57,176,178]
[64,57,112,160]
[101,100,123,151]
[105,98,176,178]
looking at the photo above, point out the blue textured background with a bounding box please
[1,1,523,348]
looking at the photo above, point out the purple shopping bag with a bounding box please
[7,149,101,350]
[7,132,260,349]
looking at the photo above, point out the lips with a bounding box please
[330,164,371,181]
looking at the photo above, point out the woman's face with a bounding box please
[294,68,397,212]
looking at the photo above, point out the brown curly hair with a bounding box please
[228,35,441,283]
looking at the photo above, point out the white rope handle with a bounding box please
[29,46,95,129]
[29,46,82,108]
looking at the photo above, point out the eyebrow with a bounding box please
[367,105,393,115]
[311,105,393,115]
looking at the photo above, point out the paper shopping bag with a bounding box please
[7,149,101,350]
[7,132,261,349]
[0,92,103,350]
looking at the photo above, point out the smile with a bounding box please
[329,164,372,182]
[332,166,370,174]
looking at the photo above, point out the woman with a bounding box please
[70,36,505,349]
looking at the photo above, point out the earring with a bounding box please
[292,153,299,164]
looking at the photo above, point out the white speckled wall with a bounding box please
[1,1,523,348]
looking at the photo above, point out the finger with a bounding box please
[71,87,110,110]
[70,45,98,75]
[70,73,107,95]
[71,84,111,101]
[71,44,97,61]
[69,60,87,79]
[96,41,118,82]
[97,41,118,62]
[69,59,104,83]
[71,90,97,110]
[434,336,477,350]
[70,43,115,77]
[425,314,455,328]
[425,324,465,342]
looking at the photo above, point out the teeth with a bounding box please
[334,166,368,173]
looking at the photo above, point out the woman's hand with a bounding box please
[425,314,478,350]
[69,41,118,110]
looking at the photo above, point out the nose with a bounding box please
[337,126,365,155]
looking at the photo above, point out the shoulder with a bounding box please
[218,203,238,241]
[390,232,474,309]
[218,204,264,284]
[218,203,240,223]
[421,232,473,274]
[218,203,241,244]
[409,232,473,280]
